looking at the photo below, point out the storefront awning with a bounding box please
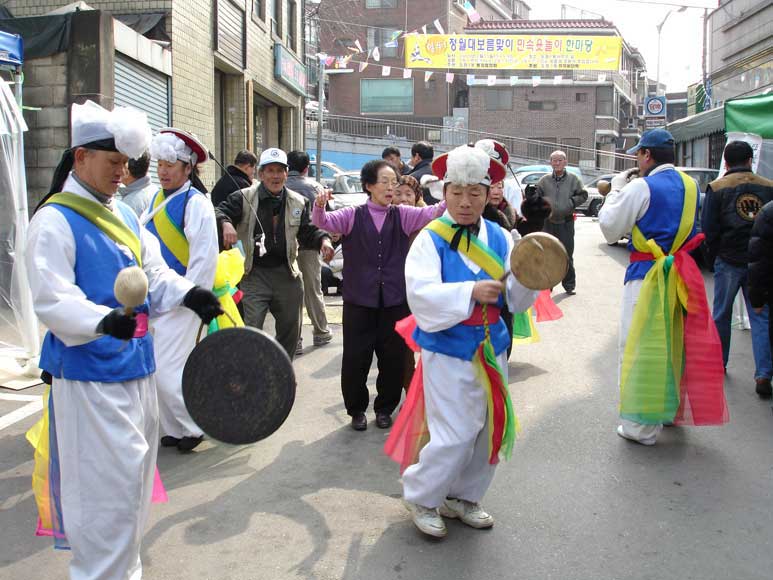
[666,106,724,142]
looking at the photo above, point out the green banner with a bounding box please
[725,94,773,139]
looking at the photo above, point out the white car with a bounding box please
[307,161,344,189]
[330,171,368,209]
[304,100,329,120]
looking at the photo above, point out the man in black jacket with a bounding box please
[210,150,257,206]
[749,201,773,374]
[702,140,773,398]
[407,141,436,205]
[217,148,334,359]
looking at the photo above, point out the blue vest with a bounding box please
[413,219,511,361]
[625,168,698,283]
[145,187,201,275]
[39,201,156,382]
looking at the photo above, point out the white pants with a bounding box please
[618,279,662,444]
[52,376,159,580]
[152,308,203,439]
[402,349,502,509]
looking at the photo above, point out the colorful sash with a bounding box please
[386,218,517,469]
[45,193,142,267]
[620,171,728,426]
[149,190,190,268]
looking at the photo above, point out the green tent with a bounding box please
[725,93,773,138]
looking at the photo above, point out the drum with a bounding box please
[182,326,296,445]
[510,232,569,291]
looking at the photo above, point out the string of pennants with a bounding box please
[315,52,614,87]
[317,0,482,70]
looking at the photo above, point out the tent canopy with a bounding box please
[725,93,773,139]
[0,29,23,67]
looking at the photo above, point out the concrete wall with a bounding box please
[22,53,69,207]
[710,0,773,76]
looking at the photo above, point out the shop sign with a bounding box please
[274,44,308,96]
[644,96,667,117]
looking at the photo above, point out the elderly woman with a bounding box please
[483,178,517,231]
[394,175,427,208]
[312,160,444,431]
[143,128,219,452]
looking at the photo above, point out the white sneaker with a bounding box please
[404,500,447,538]
[439,498,494,529]
[616,425,656,446]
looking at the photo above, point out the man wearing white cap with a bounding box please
[143,128,219,452]
[26,100,223,579]
[218,147,334,359]
[386,145,538,538]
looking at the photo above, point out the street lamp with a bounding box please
[655,6,687,95]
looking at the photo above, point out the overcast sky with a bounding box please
[529,0,716,93]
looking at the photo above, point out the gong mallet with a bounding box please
[114,266,149,314]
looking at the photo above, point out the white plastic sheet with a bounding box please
[0,76,40,377]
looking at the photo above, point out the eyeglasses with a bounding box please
[377,179,399,187]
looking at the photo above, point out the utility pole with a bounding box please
[315,58,324,182]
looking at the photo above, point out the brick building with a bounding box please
[465,19,648,171]
[3,0,306,194]
[318,0,530,126]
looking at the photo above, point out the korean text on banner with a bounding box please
[404,34,622,71]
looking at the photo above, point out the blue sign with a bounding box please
[644,96,667,117]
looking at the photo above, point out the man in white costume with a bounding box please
[143,129,219,452]
[397,145,538,538]
[26,101,223,579]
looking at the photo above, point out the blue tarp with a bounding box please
[0,29,22,67]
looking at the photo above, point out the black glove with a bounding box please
[97,308,137,340]
[183,286,224,324]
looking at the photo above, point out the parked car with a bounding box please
[304,100,329,120]
[330,171,368,209]
[503,171,548,209]
[579,173,615,217]
[307,160,345,189]
[511,163,585,183]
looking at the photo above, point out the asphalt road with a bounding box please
[1,217,772,580]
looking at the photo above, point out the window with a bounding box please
[253,0,263,20]
[528,100,557,111]
[287,0,297,51]
[366,0,397,7]
[367,26,400,58]
[267,0,281,37]
[485,88,512,111]
[361,79,413,114]
[596,86,613,116]
[576,92,587,102]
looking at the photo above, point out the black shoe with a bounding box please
[564,287,576,295]
[177,436,204,452]
[375,412,393,429]
[351,413,367,431]
[161,436,181,448]
[755,378,772,399]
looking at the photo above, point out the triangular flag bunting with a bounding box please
[509,75,518,85]
[553,75,563,85]
[421,25,427,35]
[532,75,541,87]
[403,69,412,79]
[462,1,482,24]
[355,39,363,53]
[390,30,402,42]
[466,74,475,85]
[446,72,455,83]
[373,47,380,62]
[382,66,391,76]
[425,71,433,82]
[434,19,444,34]
[487,75,497,86]
[359,61,369,72]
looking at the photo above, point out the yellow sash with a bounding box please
[45,192,142,267]
[425,217,505,280]
[150,190,190,268]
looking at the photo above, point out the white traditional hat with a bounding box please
[431,145,506,187]
[71,100,151,159]
[150,128,208,166]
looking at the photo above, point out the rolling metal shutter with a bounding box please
[114,53,171,181]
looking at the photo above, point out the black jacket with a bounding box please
[748,200,773,309]
[408,159,437,205]
[701,167,773,267]
[210,165,253,207]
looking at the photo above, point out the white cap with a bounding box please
[71,100,152,159]
[259,148,288,168]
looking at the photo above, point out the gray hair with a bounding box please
[549,150,567,161]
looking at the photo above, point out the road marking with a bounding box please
[0,393,44,431]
